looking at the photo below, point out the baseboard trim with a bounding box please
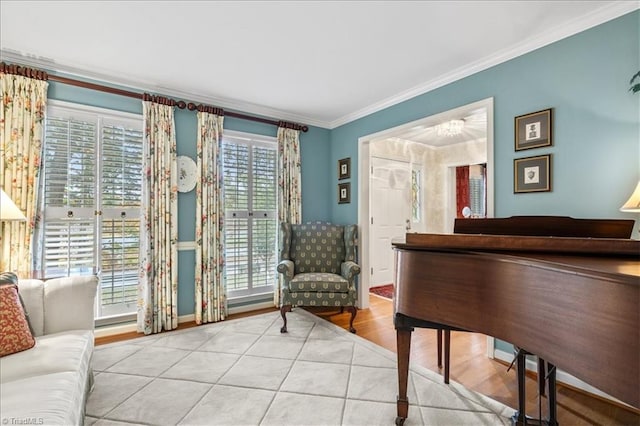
[94,306,274,339]
[494,349,634,411]
[94,313,197,338]
[228,301,275,315]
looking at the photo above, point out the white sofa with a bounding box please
[1,275,98,425]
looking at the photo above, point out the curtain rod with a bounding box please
[0,62,309,133]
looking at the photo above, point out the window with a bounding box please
[41,101,143,321]
[223,131,278,300]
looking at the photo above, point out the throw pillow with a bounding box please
[0,272,35,336]
[0,283,36,356]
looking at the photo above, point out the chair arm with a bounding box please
[277,260,295,281]
[341,261,361,282]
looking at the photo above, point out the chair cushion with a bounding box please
[290,223,344,274]
[290,272,350,292]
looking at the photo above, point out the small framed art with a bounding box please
[515,108,552,151]
[338,182,351,204]
[338,157,351,180]
[514,154,551,193]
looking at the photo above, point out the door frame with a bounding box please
[357,97,494,355]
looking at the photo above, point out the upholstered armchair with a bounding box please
[278,222,360,333]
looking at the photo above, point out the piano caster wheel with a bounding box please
[395,416,406,425]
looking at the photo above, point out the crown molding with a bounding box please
[329,1,639,129]
[2,2,636,131]
[0,49,328,129]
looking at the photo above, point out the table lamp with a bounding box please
[0,189,26,221]
[620,181,640,212]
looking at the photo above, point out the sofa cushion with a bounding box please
[16,279,45,337]
[0,284,36,357]
[1,273,36,336]
[0,330,93,384]
[44,275,98,334]
[0,371,85,425]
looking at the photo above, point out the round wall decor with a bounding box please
[177,155,197,193]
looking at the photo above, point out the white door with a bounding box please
[369,157,412,287]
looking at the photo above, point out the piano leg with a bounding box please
[547,363,558,426]
[444,329,451,384]
[511,349,559,426]
[396,327,413,426]
[437,329,443,368]
[512,348,528,425]
[538,359,546,397]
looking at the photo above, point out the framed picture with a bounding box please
[338,182,351,204]
[338,157,351,180]
[514,154,551,193]
[515,108,552,151]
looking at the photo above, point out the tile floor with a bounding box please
[86,310,515,425]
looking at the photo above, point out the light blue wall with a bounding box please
[329,11,640,233]
[47,80,332,316]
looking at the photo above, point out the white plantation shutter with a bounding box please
[223,133,277,297]
[100,122,143,314]
[43,115,97,276]
[42,220,95,276]
[101,123,143,207]
[251,146,277,289]
[42,102,143,320]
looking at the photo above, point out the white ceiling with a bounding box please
[0,1,636,129]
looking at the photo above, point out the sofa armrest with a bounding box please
[341,261,361,283]
[43,275,99,335]
[277,260,294,282]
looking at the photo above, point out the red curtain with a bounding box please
[456,166,470,218]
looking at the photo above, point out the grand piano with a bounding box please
[393,217,639,425]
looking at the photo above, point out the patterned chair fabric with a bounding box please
[278,222,360,333]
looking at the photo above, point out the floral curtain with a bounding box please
[275,125,302,306]
[137,97,178,335]
[195,110,226,324]
[0,70,48,276]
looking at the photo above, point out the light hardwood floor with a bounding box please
[308,294,640,426]
[96,294,639,425]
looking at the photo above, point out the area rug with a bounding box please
[86,309,514,425]
[370,283,394,300]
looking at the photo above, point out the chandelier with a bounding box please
[435,119,465,137]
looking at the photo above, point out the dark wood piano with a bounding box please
[393,216,639,425]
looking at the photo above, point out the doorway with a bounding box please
[357,97,494,310]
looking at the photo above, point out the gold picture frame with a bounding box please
[514,154,551,193]
[515,108,553,151]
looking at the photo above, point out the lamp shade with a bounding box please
[620,181,640,212]
[0,189,26,221]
